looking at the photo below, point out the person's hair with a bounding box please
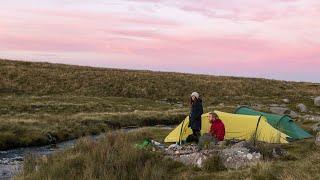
[209,112,219,119]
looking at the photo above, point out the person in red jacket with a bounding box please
[209,112,225,141]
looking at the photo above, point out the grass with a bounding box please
[17,128,185,180]
[17,128,320,180]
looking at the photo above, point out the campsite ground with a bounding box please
[17,128,320,180]
[1,59,320,179]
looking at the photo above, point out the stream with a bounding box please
[0,125,174,180]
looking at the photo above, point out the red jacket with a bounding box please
[210,119,225,141]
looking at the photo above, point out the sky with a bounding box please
[0,0,319,82]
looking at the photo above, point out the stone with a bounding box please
[218,103,225,107]
[170,152,210,168]
[176,103,183,108]
[303,115,320,122]
[289,111,298,118]
[220,147,262,170]
[311,122,320,132]
[231,141,248,148]
[296,103,308,113]
[269,107,298,118]
[272,147,288,158]
[315,96,320,107]
[252,104,264,110]
[315,132,320,146]
[270,107,290,115]
[166,144,199,155]
[282,99,290,103]
[269,104,280,107]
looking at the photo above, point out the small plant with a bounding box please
[203,154,226,172]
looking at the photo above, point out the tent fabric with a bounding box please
[234,106,312,140]
[164,111,289,144]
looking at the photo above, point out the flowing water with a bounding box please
[0,126,174,179]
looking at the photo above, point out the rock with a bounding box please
[296,103,308,113]
[220,147,262,170]
[178,152,206,168]
[303,115,320,122]
[316,132,320,146]
[270,107,290,115]
[231,141,248,148]
[311,122,320,132]
[269,107,298,118]
[314,96,320,107]
[282,99,290,103]
[218,103,225,107]
[251,104,264,110]
[167,144,181,150]
[289,111,298,118]
[165,144,199,155]
[272,147,288,158]
[270,104,280,107]
[176,103,183,108]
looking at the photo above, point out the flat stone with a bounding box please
[282,99,290,103]
[311,122,320,132]
[314,96,320,107]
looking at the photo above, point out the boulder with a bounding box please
[166,144,219,168]
[269,107,298,118]
[270,107,290,115]
[315,96,320,107]
[178,152,206,168]
[315,132,320,146]
[220,147,262,170]
[296,103,308,113]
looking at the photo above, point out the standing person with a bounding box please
[209,112,225,141]
[187,92,203,143]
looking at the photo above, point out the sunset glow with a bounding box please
[0,0,319,82]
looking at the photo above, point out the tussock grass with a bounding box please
[17,129,184,180]
[17,129,320,180]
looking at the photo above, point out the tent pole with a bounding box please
[253,116,262,146]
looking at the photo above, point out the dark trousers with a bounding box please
[186,129,201,143]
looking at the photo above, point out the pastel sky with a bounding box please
[0,0,320,82]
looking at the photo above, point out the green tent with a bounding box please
[235,106,312,140]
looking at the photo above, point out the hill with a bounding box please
[0,59,319,150]
[1,59,319,103]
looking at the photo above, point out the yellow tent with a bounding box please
[164,111,289,144]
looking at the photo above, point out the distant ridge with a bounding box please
[1,59,319,102]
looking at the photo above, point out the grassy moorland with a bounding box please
[1,59,320,150]
[17,128,320,180]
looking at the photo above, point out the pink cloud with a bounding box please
[0,0,319,82]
